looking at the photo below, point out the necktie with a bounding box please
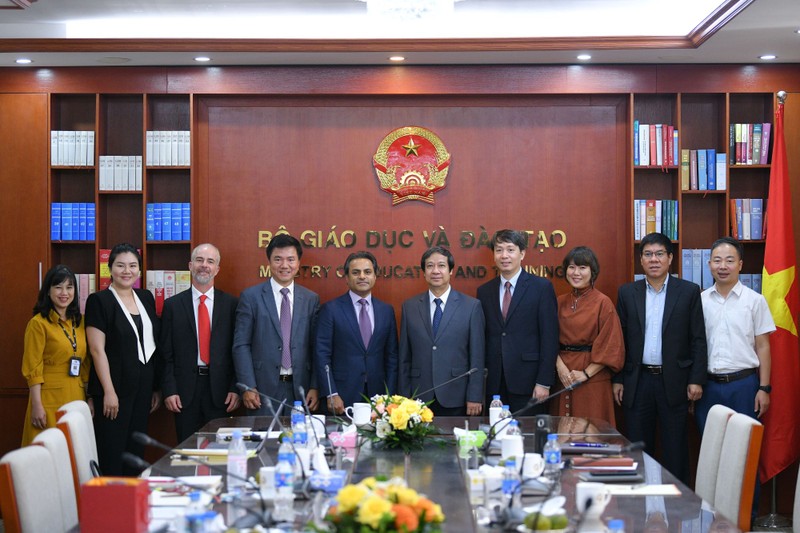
[358,298,372,348]
[432,298,443,338]
[502,281,512,320]
[198,294,210,365]
[280,288,292,369]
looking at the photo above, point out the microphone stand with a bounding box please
[235,382,284,432]
[412,367,479,400]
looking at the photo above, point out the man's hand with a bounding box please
[612,383,624,406]
[306,388,319,412]
[327,395,345,415]
[687,384,702,402]
[754,390,770,418]
[532,385,549,402]
[164,394,182,413]
[466,401,482,416]
[243,389,261,410]
[225,393,241,413]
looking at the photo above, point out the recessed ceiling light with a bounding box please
[194,56,211,62]
[577,54,592,61]
[759,54,777,60]
[15,58,33,64]
[389,56,405,62]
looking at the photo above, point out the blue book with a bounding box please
[146,204,155,241]
[702,249,713,289]
[752,274,762,293]
[673,129,679,166]
[692,249,702,286]
[61,203,73,240]
[154,203,163,240]
[673,200,679,240]
[750,198,763,239]
[735,199,744,239]
[698,150,708,190]
[706,149,716,190]
[161,203,172,240]
[71,202,79,241]
[182,202,191,241]
[51,203,61,241]
[86,203,95,241]
[633,120,639,166]
[78,202,87,241]
[682,249,694,284]
[172,202,182,240]
[715,153,727,190]
[740,274,753,290]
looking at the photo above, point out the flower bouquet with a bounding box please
[358,394,438,453]
[320,477,444,532]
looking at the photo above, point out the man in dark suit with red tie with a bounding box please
[613,232,707,484]
[160,243,240,441]
[477,229,560,414]
[315,251,399,414]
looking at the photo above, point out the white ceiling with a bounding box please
[0,0,798,66]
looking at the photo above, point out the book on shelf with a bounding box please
[692,249,703,287]
[731,123,771,165]
[672,128,679,165]
[146,269,191,316]
[706,149,716,190]
[655,124,663,166]
[697,150,708,191]
[77,273,97,315]
[146,203,191,241]
[99,249,111,290]
[715,153,727,190]
[740,274,753,290]
[689,150,698,190]
[176,270,191,294]
[633,120,640,166]
[147,130,191,166]
[680,149,690,190]
[729,197,765,241]
[682,249,693,284]
[649,124,657,165]
[51,130,95,167]
[50,203,61,240]
[162,203,172,240]
[50,202,96,242]
[750,198,764,240]
[701,249,713,290]
[759,123,771,164]
[752,274,762,293]
[751,123,762,165]
[742,198,751,240]
[634,199,678,240]
[638,123,649,165]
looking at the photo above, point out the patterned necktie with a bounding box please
[502,281,512,320]
[198,294,210,365]
[280,288,292,369]
[358,298,372,348]
[432,298,443,338]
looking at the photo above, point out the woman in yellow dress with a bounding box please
[21,265,90,445]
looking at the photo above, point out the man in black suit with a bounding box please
[477,229,559,413]
[160,243,240,441]
[613,232,707,484]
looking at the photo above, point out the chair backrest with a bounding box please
[57,400,98,460]
[32,428,79,530]
[713,413,764,531]
[794,461,800,533]
[695,404,736,503]
[0,445,67,533]
[57,410,97,513]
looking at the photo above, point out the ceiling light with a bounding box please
[389,56,406,62]
[194,56,211,62]
[759,54,777,60]
[15,58,33,64]
[577,54,592,61]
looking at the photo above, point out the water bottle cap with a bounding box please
[492,395,500,400]
[509,420,519,426]
[608,519,625,529]
[282,436,291,443]
[294,400,303,406]
[189,491,201,501]
[232,429,242,439]
[505,459,516,466]
[502,405,510,410]
[547,433,558,440]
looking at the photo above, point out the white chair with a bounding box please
[57,399,98,461]
[32,428,79,530]
[713,413,764,532]
[57,410,99,514]
[695,404,736,503]
[0,445,67,533]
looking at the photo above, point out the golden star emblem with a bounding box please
[762,265,798,337]
[402,137,420,157]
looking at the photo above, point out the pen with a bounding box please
[567,442,608,448]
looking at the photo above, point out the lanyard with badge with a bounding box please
[58,318,81,377]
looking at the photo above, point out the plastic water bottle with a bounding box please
[608,519,625,533]
[273,449,296,521]
[496,404,512,437]
[182,491,205,532]
[489,395,504,425]
[543,433,562,477]
[501,419,525,462]
[277,436,296,467]
[502,458,522,508]
[226,429,248,496]
[291,401,307,447]
[505,419,522,437]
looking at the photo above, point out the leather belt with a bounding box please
[707,367,757,383]
[195,366,210,376]
[279,374,293,382]
[559,344,592,352]
[641,364,663,375]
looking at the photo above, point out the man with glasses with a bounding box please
[695,237,774,432]
[613,232,707,484]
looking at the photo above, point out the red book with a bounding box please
[667,125,675,165]
[649,124,657,165]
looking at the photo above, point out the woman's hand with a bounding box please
[150,391,162,413]
[31,403,47,429]
[103,391,119,420]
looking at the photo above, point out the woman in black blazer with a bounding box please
[85,243,161,475]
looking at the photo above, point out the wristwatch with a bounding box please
[758,385,772,393]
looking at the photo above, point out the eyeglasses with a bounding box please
[642,251,668,259]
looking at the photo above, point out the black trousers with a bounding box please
[173,374,229,442]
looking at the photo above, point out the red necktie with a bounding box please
[502,281,512,320]
[198,294,210,365]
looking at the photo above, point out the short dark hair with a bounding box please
[420,246,455,271]
[33,264,82,325]
[108,243,142,270]
[266,234,303,260]
[710,236,743,260]
[640,232,673,256]
[490,229,528,252]
[344,251,378,274]
[562,246,600,283]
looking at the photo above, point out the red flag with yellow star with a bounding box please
[759,97,800,481]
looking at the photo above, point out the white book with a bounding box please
[99,156,109,190]
[176,270,191,294]
[88,274,96,294]
[183,131,191,165]
[113,155,125,191]
[638,124,649,166]
[87,131,95,166]
[639,202,646,239]
[633,200,641,240]
[171,131,179,166]
[164,270,176,300]
[146,270,156,296]
[146,131,154,167]
[66,130,77,166]
[78,131,88,166]
[655,199,662,233]
[655,124,663,166]
[127,155,136,191]
[154,270,165,297]
[57,131,67,165]
[177,131,185,166]
[715,153,727,190]
[50,131,59,166]
[159,130,168,166]
[135,156,143,191]
[692,249,703,285]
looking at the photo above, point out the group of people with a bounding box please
[21,230,774,486]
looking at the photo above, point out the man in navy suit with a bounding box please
[613,232,707,484]
[315,251,399,414]
[233,234,320,415]
[161,243,240,441]
[399,246,485,416]
[477,229,559,414]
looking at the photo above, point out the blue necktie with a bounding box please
[432,298,443,338]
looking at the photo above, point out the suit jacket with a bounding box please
[315,292,399,407]
[477,270,559,396]
[233,281,319,412]
[160,287,238,409]
[614,276,707,408]
[398,289,485,408]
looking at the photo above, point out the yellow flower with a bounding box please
[391,394,406,404]
[400,399,421,415]
[357,495,393,529]
[336,483,368,513]
[420,406,434,423]
[358,477,377,490]
[390,406,410,430]
[389,485,420,506]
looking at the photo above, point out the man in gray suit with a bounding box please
[233,234,320,415]
[399,246,485,416]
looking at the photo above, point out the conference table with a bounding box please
[147,415,740,532]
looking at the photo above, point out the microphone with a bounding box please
[412,367,479,400]
[235,383,286,432]
[298,384,327,448]
[262,396,310,486]
[121,452,271,529]
[324,364,335,400]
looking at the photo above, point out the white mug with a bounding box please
[522,452,545,478]
[575,481,612,517]
[344,402,371,426]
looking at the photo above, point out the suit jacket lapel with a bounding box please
[662,279,679,332]
[634,281,646,335]
[435,290,460,339]
[261,282,282,337]
[485,277,503,325]
[506,272,528,322]
[180,290,198,344]
[417,293,434,340]
[340,294,366,350]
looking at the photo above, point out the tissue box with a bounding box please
[81,477,149,533]
[329,431,357,448]
[309,470,347,493]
